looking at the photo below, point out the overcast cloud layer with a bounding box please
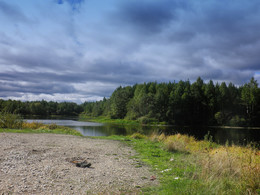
[0,0,260,103]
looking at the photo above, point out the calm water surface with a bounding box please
[26,119,260,145]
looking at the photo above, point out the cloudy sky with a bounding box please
[0,0,260,103]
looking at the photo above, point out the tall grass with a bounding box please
[0,113,82,136]
[0,112,23,129]
[148,132,260,194]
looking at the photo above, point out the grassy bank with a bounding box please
[0,112,81,136]
[0,122,82,136]
[102,133,259,195]
[1,128,259,194]
[79,115,167,126]
[80,115,141,125]
[1,113,259,194]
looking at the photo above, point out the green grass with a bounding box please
[0,123,82,136]
[98,134,259,195]
[0,128,82,136]
[79,115,167,126]
[93,135,200,194]
[80,115,141,125]
[124,138,202,194]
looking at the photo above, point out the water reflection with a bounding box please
[162,126,260,145]
[25,119,259,146]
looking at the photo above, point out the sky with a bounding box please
[0,0,260,103]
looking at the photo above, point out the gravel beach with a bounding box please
[0,133,157,194]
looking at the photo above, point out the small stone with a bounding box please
[150,175,156,181]
[75,161,91,168]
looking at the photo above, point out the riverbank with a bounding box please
[127,133,259,194]
[80,115,260,129]
[1,126,259,194]
[80,115,142,126]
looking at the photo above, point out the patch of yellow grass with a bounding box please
[22,122,59,130]
[149,133,260,193]
[130,132,147,139]
[22,122,45,129]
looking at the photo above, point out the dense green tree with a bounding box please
[204,80,218,124]
[190,77,207,125]
[110,86,134,119]
[154,83,170,122]
[241,77,260,125]
[0,100,83,116]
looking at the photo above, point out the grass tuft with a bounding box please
[0,112,23,129]
[130,132,147,139]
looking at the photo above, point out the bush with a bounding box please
[229,115,246,126]
[137,116,158,124]
[215,112,226,125]
[164,134,192,153]
[0,112,23,129]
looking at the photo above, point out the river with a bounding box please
[25,119,260,146]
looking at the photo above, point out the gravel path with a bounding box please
[0,133,157,194]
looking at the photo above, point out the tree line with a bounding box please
[0,77,259,126]
[83,77,260,126]
[0,100,83,116]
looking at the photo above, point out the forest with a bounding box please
[0,100,83,116]
[0,77,259,126]
[83,77,260,126]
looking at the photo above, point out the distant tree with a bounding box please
[154,83,170,122]
[204,80,217,124]
[190,77,207,125]
[241,77,259,125]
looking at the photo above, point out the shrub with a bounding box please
[163,134,194,153]
[0,112,23,129]
[229,115,246,126]
[137,116,158,124]
[215,111,226,125]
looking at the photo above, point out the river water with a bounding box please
[26,119,260,146]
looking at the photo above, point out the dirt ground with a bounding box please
[0,133,157,194]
